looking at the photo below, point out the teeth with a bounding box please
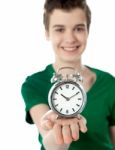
[63,46,79,51]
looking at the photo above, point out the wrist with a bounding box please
[43,130,70,150]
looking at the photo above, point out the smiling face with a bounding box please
[46,8,88,66]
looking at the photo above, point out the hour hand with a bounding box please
[61,94,69,101]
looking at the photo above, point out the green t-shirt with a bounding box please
[21,64,115,150]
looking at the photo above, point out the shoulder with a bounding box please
[89,66,115,83]
[24,64,53,83]
[28,64,52,80]
[87,66,115,92]
[21,64,53,91]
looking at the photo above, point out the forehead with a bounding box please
[49,8,87,27]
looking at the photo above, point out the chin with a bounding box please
[61,57,81,64]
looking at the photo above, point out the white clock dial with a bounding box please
[48,81,86,117]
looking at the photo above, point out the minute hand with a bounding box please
[69,92,79,100]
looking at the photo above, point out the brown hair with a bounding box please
[43,0,91,31]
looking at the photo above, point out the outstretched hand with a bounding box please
[40,110,87,144]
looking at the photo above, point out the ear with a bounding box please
[45,30,50,41]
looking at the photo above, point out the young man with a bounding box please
[21,0,115,149]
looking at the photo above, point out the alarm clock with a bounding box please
[48,67,87,117]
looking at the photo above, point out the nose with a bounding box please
[64,31,76,44]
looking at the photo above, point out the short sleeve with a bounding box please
[108,101,115,126]
[108,77,115,126]
[21,78,49,124]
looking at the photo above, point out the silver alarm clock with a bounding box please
[48,67,87,117]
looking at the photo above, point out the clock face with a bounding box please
[48,81,87,117]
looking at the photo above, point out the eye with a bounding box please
[55,28,65,33]
[74,27,85,32]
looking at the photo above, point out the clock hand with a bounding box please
[61,94,69,101]
[69,92,79,100]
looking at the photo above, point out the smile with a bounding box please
[62,46,80,52]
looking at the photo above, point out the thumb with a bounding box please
[42,110,58,122]
[40,119,54,130]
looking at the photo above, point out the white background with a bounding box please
[0,0,115,150]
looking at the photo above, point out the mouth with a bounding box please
[62,46,80,52]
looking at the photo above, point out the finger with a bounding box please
[77,114,87,133]
[62,125,72,144]
[41,120,54,130]
[53,124,64,144]
[77,114,87,124]
[55,117,75,126]
[56,117,77,126]
[47,111,58,122]
[41,110,58,122]
[70,123,79,141]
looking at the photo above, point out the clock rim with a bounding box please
[48,80,87,117]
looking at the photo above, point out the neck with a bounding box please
[53,60,84,73]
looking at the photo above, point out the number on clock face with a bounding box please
[50,81,86,117]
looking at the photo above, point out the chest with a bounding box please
[82,90,110,134]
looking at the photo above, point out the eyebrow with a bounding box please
[52,25,64,28]
[52,23,86,28]
[75,24,86,27]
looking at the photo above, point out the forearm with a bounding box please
[30,105,87,149]
[30,105,70,150]
[43,130,70,150]
[110,126,115,150]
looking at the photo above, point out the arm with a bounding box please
[29,104,70,150]
[30,104,87,150]
[110,126,115,149]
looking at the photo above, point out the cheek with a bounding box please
[77,32,88,43]
[51,35,62,46]
[79,35,88,45]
